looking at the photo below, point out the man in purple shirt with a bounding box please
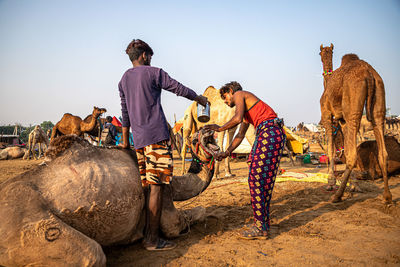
[118,39,208,251]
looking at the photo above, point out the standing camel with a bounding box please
[50,106,106,141]
[23,125,50,160]
[319,43,391,203]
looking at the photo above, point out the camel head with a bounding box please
[319,43,334,75]
[92,106,107,118]
[190,128,220,164]
[170,128,220,201]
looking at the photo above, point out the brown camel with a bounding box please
[386,117,400,130]
[319,43,391,203]
[50,106,107,141]
[356,135,400,179]
[358,115,399,141]
[296,122,309,133]
[358,115,374,142]
[333,124,400,180]
[0,146,26,160]
[23,125,50,160]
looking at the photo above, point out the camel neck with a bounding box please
[322,60,333,76]
[170,155,214,201]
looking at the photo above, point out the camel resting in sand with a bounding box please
[333,124,400,181]
[356,135,400,179]
[0,129,219,266]
[50,106,107,141]
[0,146,26,160]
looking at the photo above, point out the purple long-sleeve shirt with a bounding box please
[119,65,197,149]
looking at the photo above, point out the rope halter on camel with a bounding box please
[322,69,333,76]
[190,128,220,170]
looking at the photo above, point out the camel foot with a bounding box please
[349,184,362,193]
[183,206,206,224]
[383,191,393,204]
[330,194,342,203]
[325,178,337,191]
[325,184,337,191]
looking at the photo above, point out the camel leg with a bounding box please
[38,143,42,159]
[181,115,194,175]
[372,119,392,203]
[332,119,359,202]
[174,134,182,158]
[284,143,295,166]
[357,129,363,143]
[322,118,336,190]
[0,184,106,266]
[28,133,34,160]
[32,139,39,160]
[24,138,31,160]
[160,185,206,238]
[180,137,189,175]
[223,129,236,177]
[50,125,58,142]
[214,131,224,178]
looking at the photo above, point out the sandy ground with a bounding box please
[1,148,399,266]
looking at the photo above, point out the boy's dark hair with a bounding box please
[220,81,242,98]
[106,116,113,122]
[125,39,154,62]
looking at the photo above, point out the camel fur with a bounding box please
[0,129,219,266]
[333,123,400,181]
[319,43,391,203]
[23,125,50,160]
[50,106,107,141]
[0,146,26,160]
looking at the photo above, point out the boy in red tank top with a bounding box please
[205,81,286,239]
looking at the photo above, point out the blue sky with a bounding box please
[0,0,399,127]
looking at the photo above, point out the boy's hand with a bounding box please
[194,95,208,107]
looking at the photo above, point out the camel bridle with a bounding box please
[190,131,215,169]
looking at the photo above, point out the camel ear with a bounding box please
[320,44,323,51]
[330,43,334,50]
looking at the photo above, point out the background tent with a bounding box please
[283,126,309,154]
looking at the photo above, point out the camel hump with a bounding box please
[203,86,223,100]
[46,135,89,160]
[341,54,360,65]
[203,86,217,96]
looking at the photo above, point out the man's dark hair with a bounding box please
[220,81,242,98]
[125,39,154,62]
[106,116,113,123]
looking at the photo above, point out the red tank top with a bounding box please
[244,100,277,128]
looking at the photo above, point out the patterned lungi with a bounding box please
[136,139,173,187]
[247,118,286,231]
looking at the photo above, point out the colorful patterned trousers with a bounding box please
[248,119,286,231]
